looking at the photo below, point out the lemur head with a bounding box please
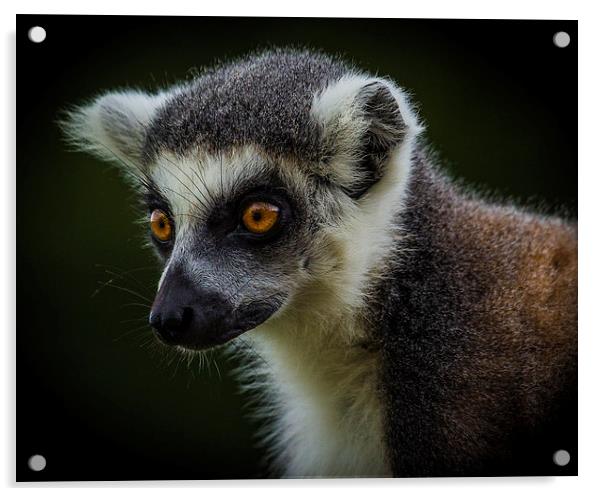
[63,49,422,350]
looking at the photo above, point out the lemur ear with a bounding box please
[312,76,422,199]
[61,90,166,169]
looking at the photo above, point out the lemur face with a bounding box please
[62,50,421,349]
[141,148,321,349]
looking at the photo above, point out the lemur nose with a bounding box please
[149,306,193,343]
[148,266,235,348]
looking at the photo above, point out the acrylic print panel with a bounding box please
[17,15,577,481]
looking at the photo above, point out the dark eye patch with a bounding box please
[204,183,294,246]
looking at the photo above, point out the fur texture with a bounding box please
[61,48,577,478]
[375,154,577,476]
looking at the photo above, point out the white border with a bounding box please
[2,2,601,495]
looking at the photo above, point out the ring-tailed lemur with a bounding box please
[62,49,577,478]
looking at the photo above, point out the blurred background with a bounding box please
[17,16,576,481]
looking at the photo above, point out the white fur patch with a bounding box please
[238,316,391,477]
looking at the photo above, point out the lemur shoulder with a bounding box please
[62,49,577,477]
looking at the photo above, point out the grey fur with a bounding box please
[143,49,349,164]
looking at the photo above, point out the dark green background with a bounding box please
[17,16,577,481]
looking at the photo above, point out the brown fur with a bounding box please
[378,151,577,476]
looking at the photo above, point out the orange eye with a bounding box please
[242,202,280,234]
[150,209,173,242]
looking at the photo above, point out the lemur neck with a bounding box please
[245,289,390,477]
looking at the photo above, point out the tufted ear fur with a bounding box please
[60,90,167,170]
[311,76,422,199]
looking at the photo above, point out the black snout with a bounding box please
[149,268,278,349]
[149,302,195,344]
[149,272,233,348]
